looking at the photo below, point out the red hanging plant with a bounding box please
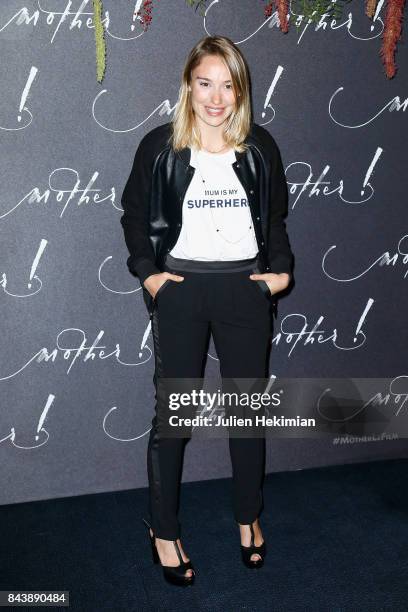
[380,0,406,78]
[265,0,289,32]
[136,0,155,32]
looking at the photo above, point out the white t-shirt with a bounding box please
[169,147,258,261]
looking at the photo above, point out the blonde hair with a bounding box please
[168,35,252,153]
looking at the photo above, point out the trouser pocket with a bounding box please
[251,267,272,302]
[255,279,272,300]
[153,268,179,305]
[143,278,173,318]
[153,278,172,302]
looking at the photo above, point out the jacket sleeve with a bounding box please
[266,139,294,277]
[120,135,161,286]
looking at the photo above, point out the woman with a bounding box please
[120,35,293,586]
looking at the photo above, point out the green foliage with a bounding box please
[289,0,353,28]
[93,0,106,83]
[184,0,209,18]
[185,0,352,25]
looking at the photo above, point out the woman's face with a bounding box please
[189,54,237,130]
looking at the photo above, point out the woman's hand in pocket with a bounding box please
[143,272,185,299]
[249,272,291,296]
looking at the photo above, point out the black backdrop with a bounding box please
[1,0,407,505]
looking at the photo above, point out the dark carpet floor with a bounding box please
[1,458,408,611]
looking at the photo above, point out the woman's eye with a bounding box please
[198,82,233,89]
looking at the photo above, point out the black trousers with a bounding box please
[145,253,273,540]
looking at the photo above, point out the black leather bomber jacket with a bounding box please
[120,120,294,310]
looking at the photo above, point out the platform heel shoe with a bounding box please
[142,518,195,586]
[240,522,267,569]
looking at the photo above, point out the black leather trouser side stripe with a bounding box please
[146,301,187,540]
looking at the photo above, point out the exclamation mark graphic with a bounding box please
[28,239,47,289]
[18,66,38,123]
[371,0,385,31]
[361,147,382,196]
[354,299,374,344]
[262,66,284,119]
[139,320,152,358]
[36,394,55,441]
[131,0,143,30]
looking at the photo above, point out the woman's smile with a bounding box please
[205,106,225,116]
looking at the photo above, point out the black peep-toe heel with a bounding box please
[142,518,195,586]
[240,521,267,569]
